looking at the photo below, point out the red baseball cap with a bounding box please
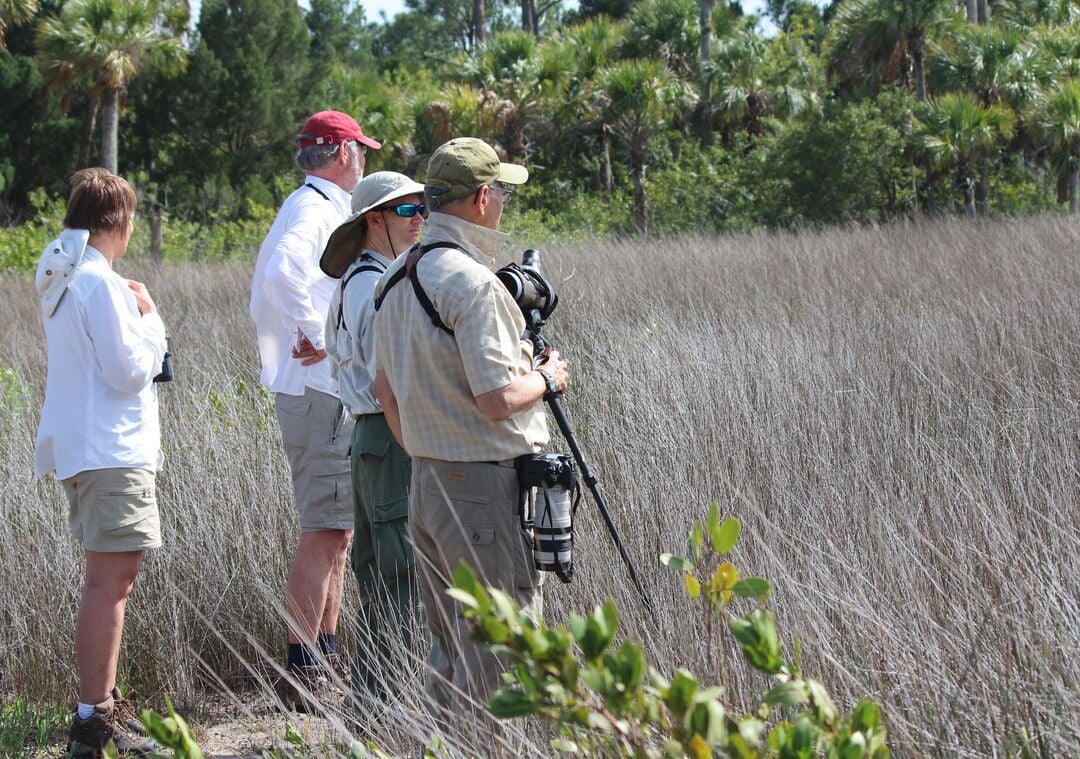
[298,110,382,150]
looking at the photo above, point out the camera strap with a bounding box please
[373,240,458,337]
[336,254,385,335]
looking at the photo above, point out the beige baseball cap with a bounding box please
[424,138,529,210]
[320,171,425,278]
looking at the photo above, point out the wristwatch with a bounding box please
[536,367,558,394]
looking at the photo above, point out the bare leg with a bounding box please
[320,530,351,635]
[285,529,352,645]
[76,550,143,704]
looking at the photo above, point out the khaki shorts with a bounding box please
[62,468,161,552]
[275,387,354,532]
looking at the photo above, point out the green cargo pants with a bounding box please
[350,412,418,696]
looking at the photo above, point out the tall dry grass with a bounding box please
[0,216,1077,756]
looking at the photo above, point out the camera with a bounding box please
[153,336,173,383]
[496,249,558,327]
[517,453,579,584]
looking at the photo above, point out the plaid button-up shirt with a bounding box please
[373,212,549,462]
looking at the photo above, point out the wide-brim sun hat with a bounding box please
[320,171,425,278]
[36,228,90,317]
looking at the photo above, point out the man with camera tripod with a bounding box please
[372,138,569,723]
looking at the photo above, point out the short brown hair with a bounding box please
[63,168,138,234]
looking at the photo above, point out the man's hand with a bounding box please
[291,335,328,366]
[537,348,569,393]
[126,280,157,315]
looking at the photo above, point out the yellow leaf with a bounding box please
[710,562,739,605]
[685,573,701,599]
[688,734,711,759]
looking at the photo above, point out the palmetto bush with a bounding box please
[0,216,1077,755]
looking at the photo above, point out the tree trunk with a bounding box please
[976,159,989,216]
[531,0,539,34]
[912,37,927,102]
[966,0,977,22]
[101,87,120,174]
[78,93,100,169]
[698,0,716,144]
[472,0,485,45]
[601,127,613,196]
[150,201,165,262]
[961,174,976,217]
[521,0,533,34]
[1070,168,1078,215]
[699,0,715,70]
[977,0,989,24]
[631,134,647,236]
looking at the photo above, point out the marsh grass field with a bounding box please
[0,216,1077,756]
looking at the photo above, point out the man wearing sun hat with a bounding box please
[371,138,569,722]
[249,110,380,711]
[320,171,426,698]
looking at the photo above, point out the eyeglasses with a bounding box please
[490,182,514,201]
[352,141,368,156]
[380,202,426,218]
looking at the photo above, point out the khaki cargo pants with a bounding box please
[409,457,542,725]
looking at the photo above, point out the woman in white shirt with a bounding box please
[35,168,167,757]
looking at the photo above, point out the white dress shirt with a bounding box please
[249,175,351,397]
[325,249,391,417]
[35,245,168,479]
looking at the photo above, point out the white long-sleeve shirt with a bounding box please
[249,176,351,397]
[35,246,168,479]
[325,249,391,417]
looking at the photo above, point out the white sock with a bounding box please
[77,702,95,719]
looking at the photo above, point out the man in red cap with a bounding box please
[250,110,380,711]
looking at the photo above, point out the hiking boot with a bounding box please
[324,651,350,684]
[66,696,163,758]
[110,687,149,736]
[276,663,343,714]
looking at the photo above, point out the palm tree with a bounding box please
[827,0,959,101]
[1035,79,1080,213]
[596,58,694,234]
[543,18,622,191]
[932,24,1048,212]
[702,32,822,143]
[36,0,186,173]
[913,91,1016,215]
[463,30,569,160]
[621,0,700,79]
[0,0,36,45]
[998,0,1080,29]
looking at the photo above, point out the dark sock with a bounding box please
[287,643,316,668]
[317,633,337,655]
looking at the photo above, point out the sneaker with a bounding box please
[276,663,343,714]
[66,696,163,758]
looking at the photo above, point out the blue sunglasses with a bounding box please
[381,202,426,218]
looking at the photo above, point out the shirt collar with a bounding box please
[359,248,393,269]
[304,175,351,216]
[422,212,509,270]
[83,245,108,266]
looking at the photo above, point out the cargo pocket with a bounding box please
[459,522,498,585]
[372,506,414,578]
[308,457,352,529]
[275,395,312,449]
[99,485,157,539]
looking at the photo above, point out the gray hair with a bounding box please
[295,142,343,171]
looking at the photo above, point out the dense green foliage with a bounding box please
[448,505,890,757]
[1,0,1079,259]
